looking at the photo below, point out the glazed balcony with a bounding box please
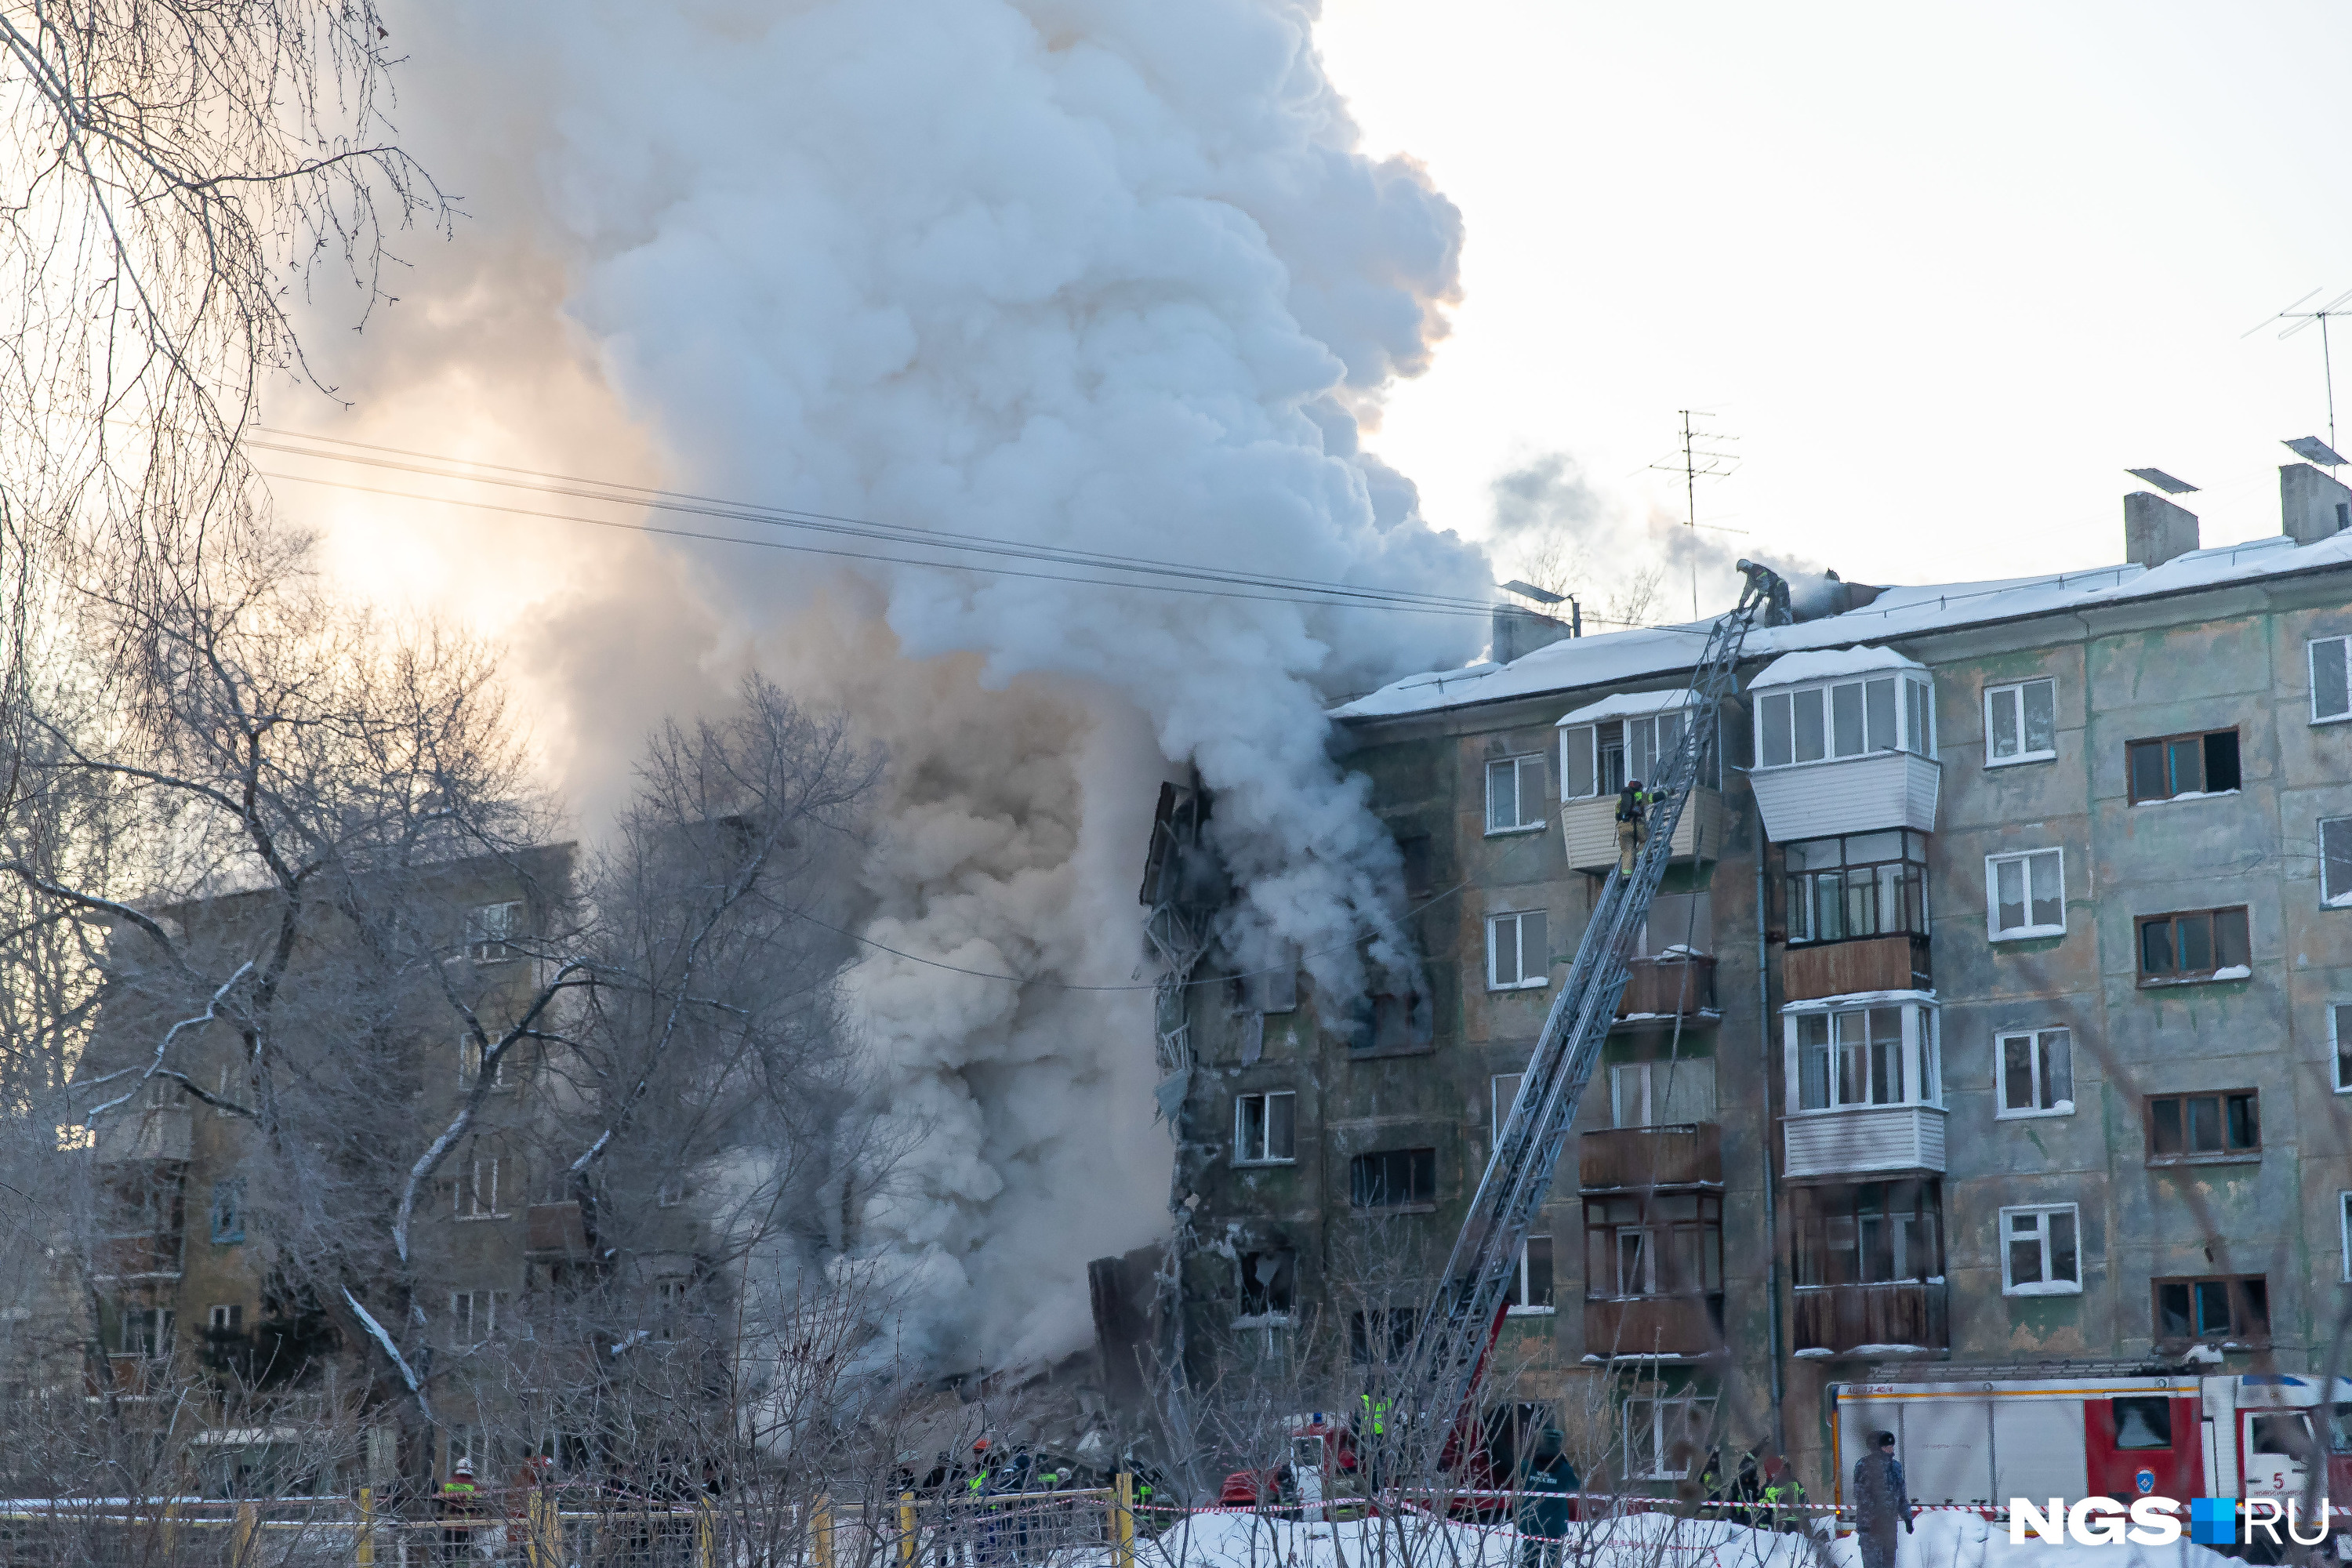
[1784,1105,1946,1179]
[1562,790,1726,875]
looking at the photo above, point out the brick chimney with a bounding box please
[1492,604,1570,663]
[2125,490,2200,569]
[2279,462,2352,546]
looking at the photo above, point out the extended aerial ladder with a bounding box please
[1392,561,1791,1485]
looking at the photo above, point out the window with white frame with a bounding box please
[1493,1073,1523,1134]
[1507,1236,1555,1313]
[2000,1204,2082,1296]
[1560,709,1718,797]
[466,900,525,964]
[656,1175,687,1208]
[1624,1396,1715,1480]
[450,1289,509,1347]
[2336,1004,2352,1094]
[2313,637,2351,724]
[1754,673,1934,768]
[1987,848,2065,939]
[1234,1091,1298,1164]
[1609,1058,1718,1127]
[1998,1028,2074,1117]
[114,1304,174,1357]
[652,1276,693,1341]
[1487,910,1549,989]
[1485,754,1548,833]
[1985,677,2057,766]
[2324,817,2352,909]
[2341,1192,2352,1281]
[1788,1003,1940,1111]
[456,1152,503,1219]
[457,1034,509,1091]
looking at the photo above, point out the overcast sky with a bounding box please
[1317,0,2352,595]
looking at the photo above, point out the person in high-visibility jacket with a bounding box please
[1616,780,1656,873]
[438,1457,481,1566]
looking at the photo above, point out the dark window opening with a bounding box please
[1350,1148,1436,1209]
[1236,1250,1295,1317]
[1348,1305,1418,1365]
[2136,907,2250,983]
[2147,1091,2259,1161]
[2154,1275,2268,1343]
[2126,730,2241,804]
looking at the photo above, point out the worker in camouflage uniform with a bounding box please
[1851,1431,1913,1568]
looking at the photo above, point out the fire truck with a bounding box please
[1830,1370,2352,1516]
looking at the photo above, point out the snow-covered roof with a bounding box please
[1555,688,1704,727]
[1331,529,2352,723]
[1749,646,1926,691]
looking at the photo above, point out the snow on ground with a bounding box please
[1129,1508,2239,1568]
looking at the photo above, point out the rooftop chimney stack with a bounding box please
[2279,462,2352,546]
[1492,604,1570,664]
[2125,490,2200,570]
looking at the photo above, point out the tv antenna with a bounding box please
[1649,410,1741,618]
[2244,287,2352,452]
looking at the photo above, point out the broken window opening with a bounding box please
[1233,1091,1298,1164]
[1349,1147,1436,1210]
[2125,729,2241,804]
[2136,906,2251,983]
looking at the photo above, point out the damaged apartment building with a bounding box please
[1147,460,2352,1491]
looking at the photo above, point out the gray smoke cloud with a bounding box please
[306,0,1494,1372]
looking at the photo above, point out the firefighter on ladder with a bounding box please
[1615,779,1656,873]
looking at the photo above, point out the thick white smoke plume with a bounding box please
[318,0,1491,1371]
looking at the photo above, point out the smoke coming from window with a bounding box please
[309,0,1490,1372]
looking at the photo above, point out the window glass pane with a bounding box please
[1268,1094,1295,1160]
[1870,1008,1904,1103]
[1798,1017,1830,1110]
[1847,831,1901,862]
[1865,678,1897,752]
[1629,717,1657,790]
[2114,1399,2172,1450]
[1490,916,1520,986]
[2023,680,2056,753]
[1834,1012,1867,1106]
[2002,1036,2034,1112]
[1565,728,1595,799]
[1760,695,1792,768]
[1599,724,1627,793]
[1496,1073,1524,1132]
[2028,851,2063,928]
[1908,679,1933,756]
[1990,688,2020,760]
[2323,819,2352,906]
[2043,1030,2072,1108]
[2163,738,2199,796]
[2177,912,2214,973]
[2194,1280,2230,1334]
[2317,638,2352,721]
[2141,917,2175,975]
[2129,742,2168,802]
[1655,711,1684,775]
[2009,1219,2044,1287]
[2152,1099,2183,1156]
[1519,912,1548,985]
[2049,1210,2078,1283]
[1519,756,1547,824]
[2157,1283,2191,1338]
[1793,689,1825,763]
[1831,682,1865,757]
[2188,1095,2221,1152]
[1486,760,1515,831]
[1995,858,2026,934]
[1524,1236,1554,1307]
[2216,907,2250,969]
[1240,1097,1266,1160]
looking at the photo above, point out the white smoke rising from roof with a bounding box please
[329,0,1490,1370]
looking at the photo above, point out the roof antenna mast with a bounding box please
[2245,288,2352,452]
[1650,410,1740,619]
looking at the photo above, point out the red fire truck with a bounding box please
[1830,1371,2352,1517]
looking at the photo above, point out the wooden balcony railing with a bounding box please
[526,1201,589,1257]
[1578,1123,1722,1191]
[1780,934,1930,1003]
[1583,1294,1726,1359]
[1791,1280,1948,1356]
[1617,955,1716,1019]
